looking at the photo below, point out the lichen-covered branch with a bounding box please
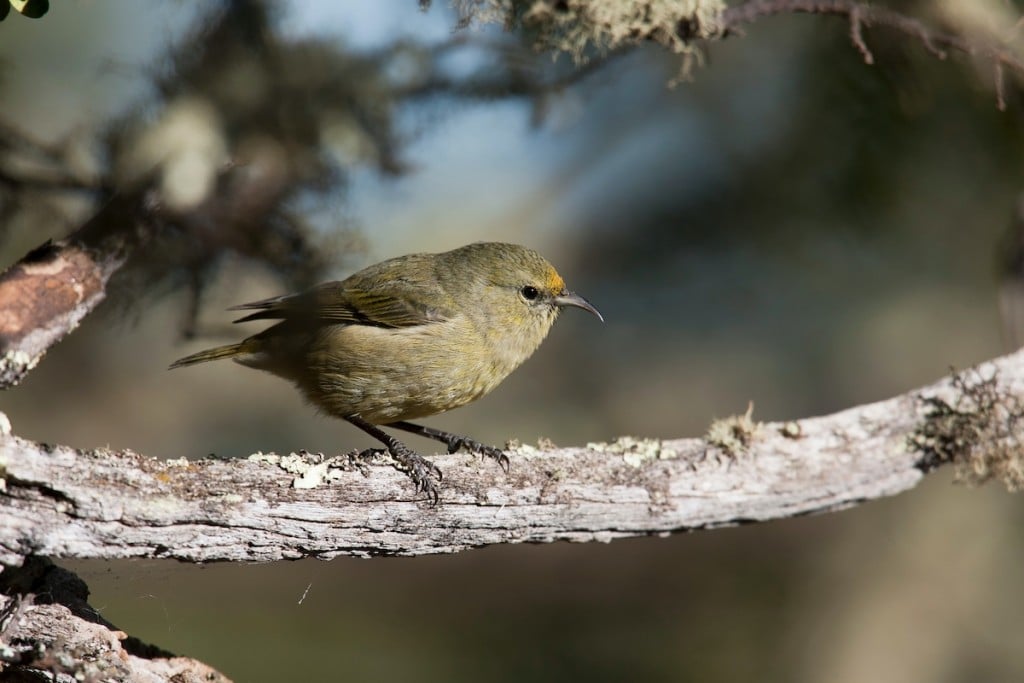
[450,0,1024,104]
[2,350,1022,568]
[720,0,1024,81]
[2,334,1021,683]
[721,0,1024,109]
[0,557,229,682]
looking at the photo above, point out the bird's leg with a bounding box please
[344,415,442,504]
[388,421,510,473]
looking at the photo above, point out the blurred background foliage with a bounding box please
[2,1,1024,681]
[0,0,49,22]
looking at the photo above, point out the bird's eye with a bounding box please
[520,285,540,301]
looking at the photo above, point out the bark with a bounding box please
[3,350,1022,568]
[0,190,155,388]
[0,557,229,682]
[719,0,1024,108]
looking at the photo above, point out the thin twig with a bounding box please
[996,61,1008,111]
[849,4,874,65]
[721,0,1021,80]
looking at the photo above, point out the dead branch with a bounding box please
[0,351,1019,683]
[0,189,157,388]
[721,0,1024,105]
[2,349,1022,568]
[0,557,229,682]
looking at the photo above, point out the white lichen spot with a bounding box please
[292,462,329,489]
[277,452,319,476]
[588,435,677,467]
[248,451,282,465]
[506,439,541,459]
[249,451,332,488]
[164,457,190,467]
[0,411,11,436]
[779,421,802,439]
[0,350,38,377]
[251,451,344,487]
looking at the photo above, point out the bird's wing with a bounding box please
[229,280,453,328]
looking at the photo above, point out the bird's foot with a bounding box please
[385,422,511,474]
[343,416,445,504]
[444,435,510,473]
[388,444,443,505]
[342,446,441,501]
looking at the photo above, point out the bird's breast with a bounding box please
[300,316,530,424]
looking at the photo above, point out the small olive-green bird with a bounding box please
[170,242,602,501]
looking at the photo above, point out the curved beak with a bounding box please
[553,291,604,322]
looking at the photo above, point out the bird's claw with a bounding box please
[351,445,442,503]
[409,467,441,505]
[394,447,442,505]
[446,436,510,472]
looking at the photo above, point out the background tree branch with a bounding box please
[719,0,1024,108]
[3,0,1020,390]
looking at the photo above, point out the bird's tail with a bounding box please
[169,342,245,369]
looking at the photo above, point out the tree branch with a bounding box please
[0,557,230,682]
[721,0,1024,104]
[0,189,157,388]
[2,350,1021,567]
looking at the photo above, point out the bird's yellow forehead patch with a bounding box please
[545,267,565,293]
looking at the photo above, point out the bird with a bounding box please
[170,241,603,502]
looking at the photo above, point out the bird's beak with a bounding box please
[553,291,604,322]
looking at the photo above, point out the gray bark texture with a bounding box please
[3,350,1022,569]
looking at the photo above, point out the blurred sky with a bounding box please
[0,1,795,261]
[3,2,569,256]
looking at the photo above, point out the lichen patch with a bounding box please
[910,369,1024,491]
[705,402,758,457]
[587,435,678,467]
